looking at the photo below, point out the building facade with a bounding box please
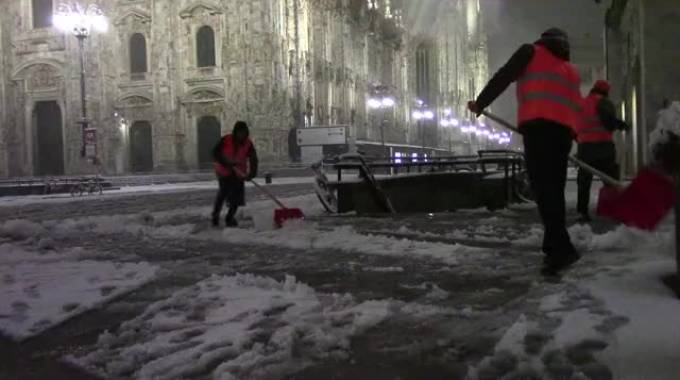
[0,0,488,178]
[606,0,680,175]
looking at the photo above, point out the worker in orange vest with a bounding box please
[469,28,582,276]
[212,121,259,227]
[575,80,629,223]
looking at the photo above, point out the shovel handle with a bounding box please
[481,111,624,188]
[231,167,288,209]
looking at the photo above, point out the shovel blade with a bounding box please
[274,208,305,227]
[597,168,676,230]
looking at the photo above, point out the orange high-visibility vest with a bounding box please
[214,134,253,178]
[517,44,582,130]
[576,93,613,143]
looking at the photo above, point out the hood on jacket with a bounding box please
[232,121,250,143]
[535,27,570,61]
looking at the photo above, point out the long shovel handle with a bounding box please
[231,167,288,209]
[481,111,624,188]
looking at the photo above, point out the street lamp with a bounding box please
[367,94,396,147]
[412,101,434,150]
[54,2,107,159]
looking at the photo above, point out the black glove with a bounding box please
[618,120,631,132]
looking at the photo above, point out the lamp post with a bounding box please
[412,100,434,151]
[54,2,107,159]
[367,93,396,148]
[440,108,459,154]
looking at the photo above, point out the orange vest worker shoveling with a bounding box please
[574,80,629,224]
[469,28,582,276]
[212,121,259,228]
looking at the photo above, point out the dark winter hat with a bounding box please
[232,120,249,136]
[592,80,611,94]
[541,28,569,43]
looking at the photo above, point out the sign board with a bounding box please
[297,126,347,146]
[84,128,97,158]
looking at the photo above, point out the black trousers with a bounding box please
[522,121,575,258]
[212,175,245,219]
[576,142,619,215]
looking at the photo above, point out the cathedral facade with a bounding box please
[0,0,488,177]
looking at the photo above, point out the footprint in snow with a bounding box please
[11,301,30,312]
[100,285,117,296]
[62,303,80,313]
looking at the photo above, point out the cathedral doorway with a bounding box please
[33,100,64,176]
[197,116,221,170]
[130,121,153,172]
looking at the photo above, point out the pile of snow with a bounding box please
[0,244,158,340]
[69,274,448,380]
[1,208,486,266]
[201,224,487,265]
[650,100,680,150]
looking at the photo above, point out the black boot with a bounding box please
[211,214,220,227]
[577,213,592,224]
[541,252,581,277]
[225,205,238,228]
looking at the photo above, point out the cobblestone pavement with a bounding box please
[0,183,616,380]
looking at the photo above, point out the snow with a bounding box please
[650,100,680,149]
[69,273,449,380]
[0,177,315,207]
[0,194,484,266]
[589,259,680,380]
[0,244,158,341]
[470,208,680,380]
[200,224,485,266]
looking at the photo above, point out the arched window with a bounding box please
[416,43,434,103]
[32,0,53,29]
[196,26,216,68]
[129,33,148,76]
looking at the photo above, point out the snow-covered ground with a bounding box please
[68,274,456,380]
[0,177,315,208]
[0,244,158,341]
[2,181,680,379]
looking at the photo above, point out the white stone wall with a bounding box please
[0,0,488,177]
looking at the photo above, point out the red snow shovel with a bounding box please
[596,167,675,230]
[233,168,305,227]
[482,111,676,230]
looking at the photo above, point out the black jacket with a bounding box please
[212,136,259,179]
[595,95,629,132]
[475,38,571,127]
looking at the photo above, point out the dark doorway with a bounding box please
[130,121,153,172]
[197,116,221,169]
[34,101,64,176]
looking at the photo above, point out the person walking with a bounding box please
[212,121,258,227]
[468,28,583,276]
[575,80,629,223]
